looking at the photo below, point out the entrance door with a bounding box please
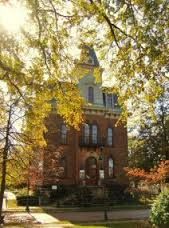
[85,157,98,185]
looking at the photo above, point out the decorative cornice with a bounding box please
[83,105,121,119]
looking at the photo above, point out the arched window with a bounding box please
[107,128,113,146]
[88,86,94,103]
[61,124,67,144]
[60,157,67,177]
[108,157,114,177]
[84,123,90,144]
[92,125,98,144]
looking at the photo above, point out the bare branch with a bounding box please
[39,9,76,18]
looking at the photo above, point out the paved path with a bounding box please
[32,213,60,224]
[4,212,73,227]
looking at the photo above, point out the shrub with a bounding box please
[150,189,169,227]
[107,183,135,204]
[50,185,75,201]
[17,196,39,206]
[74,187,93,206]
[49,185,94,206]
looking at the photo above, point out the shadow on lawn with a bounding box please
[73,221,152,228]
[41,208,152,228]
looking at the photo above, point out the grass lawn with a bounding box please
[73,220,151,228]
[3,221,152,228]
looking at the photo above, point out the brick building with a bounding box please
[42,47,128,188]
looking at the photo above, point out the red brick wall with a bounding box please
[42,112,128,186]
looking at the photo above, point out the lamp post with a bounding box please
[99,146,108,221]
[26,175,30,213]
[25,154,31,213]
[26,157,31,213]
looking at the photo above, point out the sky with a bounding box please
[0,0,27,33]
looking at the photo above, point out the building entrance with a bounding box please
[85,157,98,185]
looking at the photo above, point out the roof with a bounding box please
[80,45,100,67]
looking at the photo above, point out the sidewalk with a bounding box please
[4,212,74,227]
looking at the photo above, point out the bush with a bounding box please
[50,185,75,201]
[150,189,169,227]
[74,187,93,206]
[107,183,135,204]
[49,185,94,206]
[17,196,39,206]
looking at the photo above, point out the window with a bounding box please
[61,124,67,144]
[107,128,113,146]
[84,123,90,144]
[108,157,114,177]
[113,94,118,106]
[92,125,98,144]
[103,93,106,106]
[88,86,94,103]
[83,123,98,145]
[107,94,113,108]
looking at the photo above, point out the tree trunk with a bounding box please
[0,106,12,223]
[0,149,8,223]
[160,102,169,160]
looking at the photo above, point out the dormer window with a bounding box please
[103,93,106,106]
[105,94,119,108]
[88,86,94,103]
[107,94,113,108]
[113,94,118,106]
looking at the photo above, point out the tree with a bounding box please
[76,0,169,115]
[128,120,169,170]
[0,94,47,221]
[128,88,169,169]
[125,160,169,187]
[0,0,168,141]
[0,95,22,221]
[0,1,84,220]
[156,91,169,160]
[0,0,168,221]
[128,131,164,170]
[0,0,168,120]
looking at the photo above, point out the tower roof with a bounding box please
[80,46,99,67]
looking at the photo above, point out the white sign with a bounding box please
[51,185,57,190]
